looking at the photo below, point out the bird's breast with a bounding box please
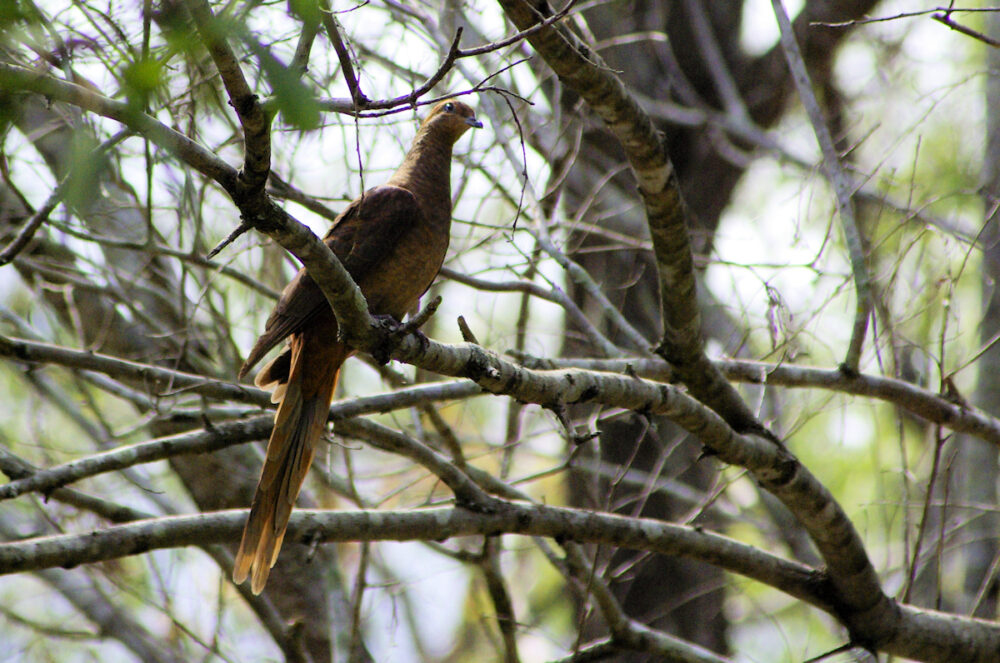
[358,217,450,318]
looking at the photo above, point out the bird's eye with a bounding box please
[444,102,455,112]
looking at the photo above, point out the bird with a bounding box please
[233,100,482,594]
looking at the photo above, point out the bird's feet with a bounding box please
[369,314,433,364]
[370,314,405,364]
[369,297,441,364]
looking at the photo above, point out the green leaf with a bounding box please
[0,0,28,30]
[287,0,321,25]
[256,46,320,131]
[62,132,110,213]
[121,57,164,110]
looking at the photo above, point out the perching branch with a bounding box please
[0,320,888,650]
[515,354,1000,449]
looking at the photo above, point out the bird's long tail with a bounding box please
[233,334,350,594]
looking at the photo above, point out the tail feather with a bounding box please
[233,337,349,594]
[253,350,292,403]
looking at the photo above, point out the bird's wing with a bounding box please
[240,185,423,377]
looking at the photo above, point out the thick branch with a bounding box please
[517,354,1000,448]
[0,506,822,607]
[10,324,999,457]
[184,0,272,193]
[0,63,237,190]
[494,0,772,439]
[2,506,1000,661]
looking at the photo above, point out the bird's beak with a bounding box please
[466,116,484,129]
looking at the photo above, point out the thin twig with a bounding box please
[0,128,132,267]
[481,538,521,663]
[528,226,647,356]
[813,7,1000,28]
[348,542,371,663]
[205,220,251,259]
[683,0,747,118]
[771,0,873,373]
[0,183,63,266]
[932,11,1000,47]
[456,315,479,344]
[289,10,319,75]
[42,219,279,298]
[399,295,442,333]
[320,0,369,106]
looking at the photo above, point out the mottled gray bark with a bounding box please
[518,0,882,656]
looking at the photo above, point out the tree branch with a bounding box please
[183,0,272,193]
[0,63,237,190]
[494,0,775,440]
[0,417,272,501]
[3,505,1000,660]
[319,0,368,107]
[0,506,822,607]
[515,354,1000,448]
[771,0,873,374]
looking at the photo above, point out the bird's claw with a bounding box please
[369,309,435,364]
[370,314,403,364]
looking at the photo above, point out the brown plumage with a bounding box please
[233,100,482,594]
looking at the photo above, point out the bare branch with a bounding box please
[4,504,1000,660]
[495,0,776,441]
[0,447,153,522]
[932,11,1000,47]
[770,0,873,374]
[0,62,237,189]
[0,417,272,502]
[319,0,368,107]
[0,330,891,646]
[183,0,272,193]
[481,538,521,663]
[683,0,747,119]
[0,506,822,607]
[514,354,1000,448]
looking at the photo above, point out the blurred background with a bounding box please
[0,1,998,661]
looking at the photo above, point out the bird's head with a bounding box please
[421,100,483,143]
